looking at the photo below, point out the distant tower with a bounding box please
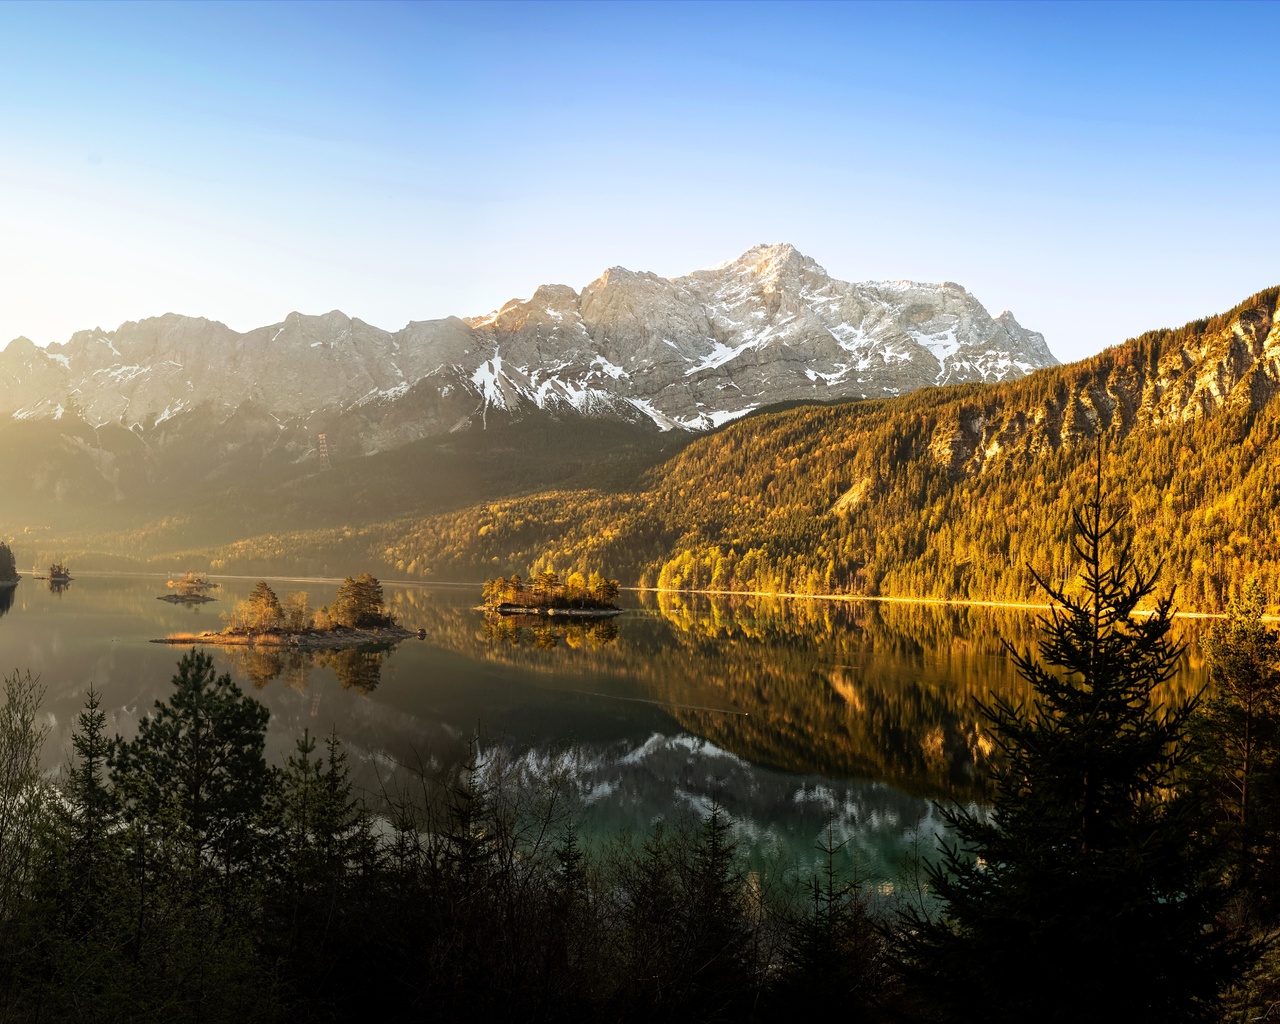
[317,433,331,470]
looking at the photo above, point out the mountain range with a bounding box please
[0,243,1055,451]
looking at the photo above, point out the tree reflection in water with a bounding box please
[483,614,619,649]
[48,579,71,597]
[383,586,1209,803]
[0,586,13,618]
[223,643,393,694]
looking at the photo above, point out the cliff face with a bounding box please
[921,289,1279,477]
[0,244,1055,457]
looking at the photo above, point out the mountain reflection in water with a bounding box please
[376,588,1206,802]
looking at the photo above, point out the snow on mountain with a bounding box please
[0,244,1057,451]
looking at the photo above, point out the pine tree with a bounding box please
[681,801,754,1020]
[331,572,387,627]
[1192,576,1280,919]
[773,825,885,1016]
[900,469,1247,1023]
[110,650,272,891]
[60,687,120,906]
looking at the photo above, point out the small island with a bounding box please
[32,559,71,582]
[158,571,220,604]
[482,569,623,617]
[154,573,421,649]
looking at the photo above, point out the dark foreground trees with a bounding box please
[901,479,1248,1023]
[0,649,899,1023]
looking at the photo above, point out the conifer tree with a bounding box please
[773,826,885,1016]
[331,572,387,627]
[110,650,272,890]
[1192,576,1280,918]
[60,687,120,905]
[901,466,1246,1023]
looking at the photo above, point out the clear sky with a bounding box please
[0,0,1276,363]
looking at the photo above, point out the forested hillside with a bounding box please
[33,286,1280,614]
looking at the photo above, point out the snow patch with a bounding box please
[93,364,151,384]
[626,398,682,431]
[592,355,629,381]
[154,399,188,425]
[910,327,962,382]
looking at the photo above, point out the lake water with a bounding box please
[0,574,1212,883]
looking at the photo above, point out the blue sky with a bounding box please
[0,0,1275,362]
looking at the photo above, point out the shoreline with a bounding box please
[485,605,624,619]
[37,569,1261,621]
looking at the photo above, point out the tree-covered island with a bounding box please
[482,568,622,617]
[158,571,220,604]
[155,572,419,649]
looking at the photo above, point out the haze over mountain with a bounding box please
[0,244,1055,450]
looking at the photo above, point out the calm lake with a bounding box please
[0,573,1212,883]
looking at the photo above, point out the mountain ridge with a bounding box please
[0,243,1056,445]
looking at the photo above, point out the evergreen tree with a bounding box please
[680,801,755,1020]
[268,728,377,1016]
[772,826,885,1017]
[110,649,272,890]
[60,687,120,906]
[274,728,375,915]
[1192,576,1280,919]
[900,473,1246,1023]
[32,688,131,1023]
[245,580,283,631]
[331,572,387,627]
